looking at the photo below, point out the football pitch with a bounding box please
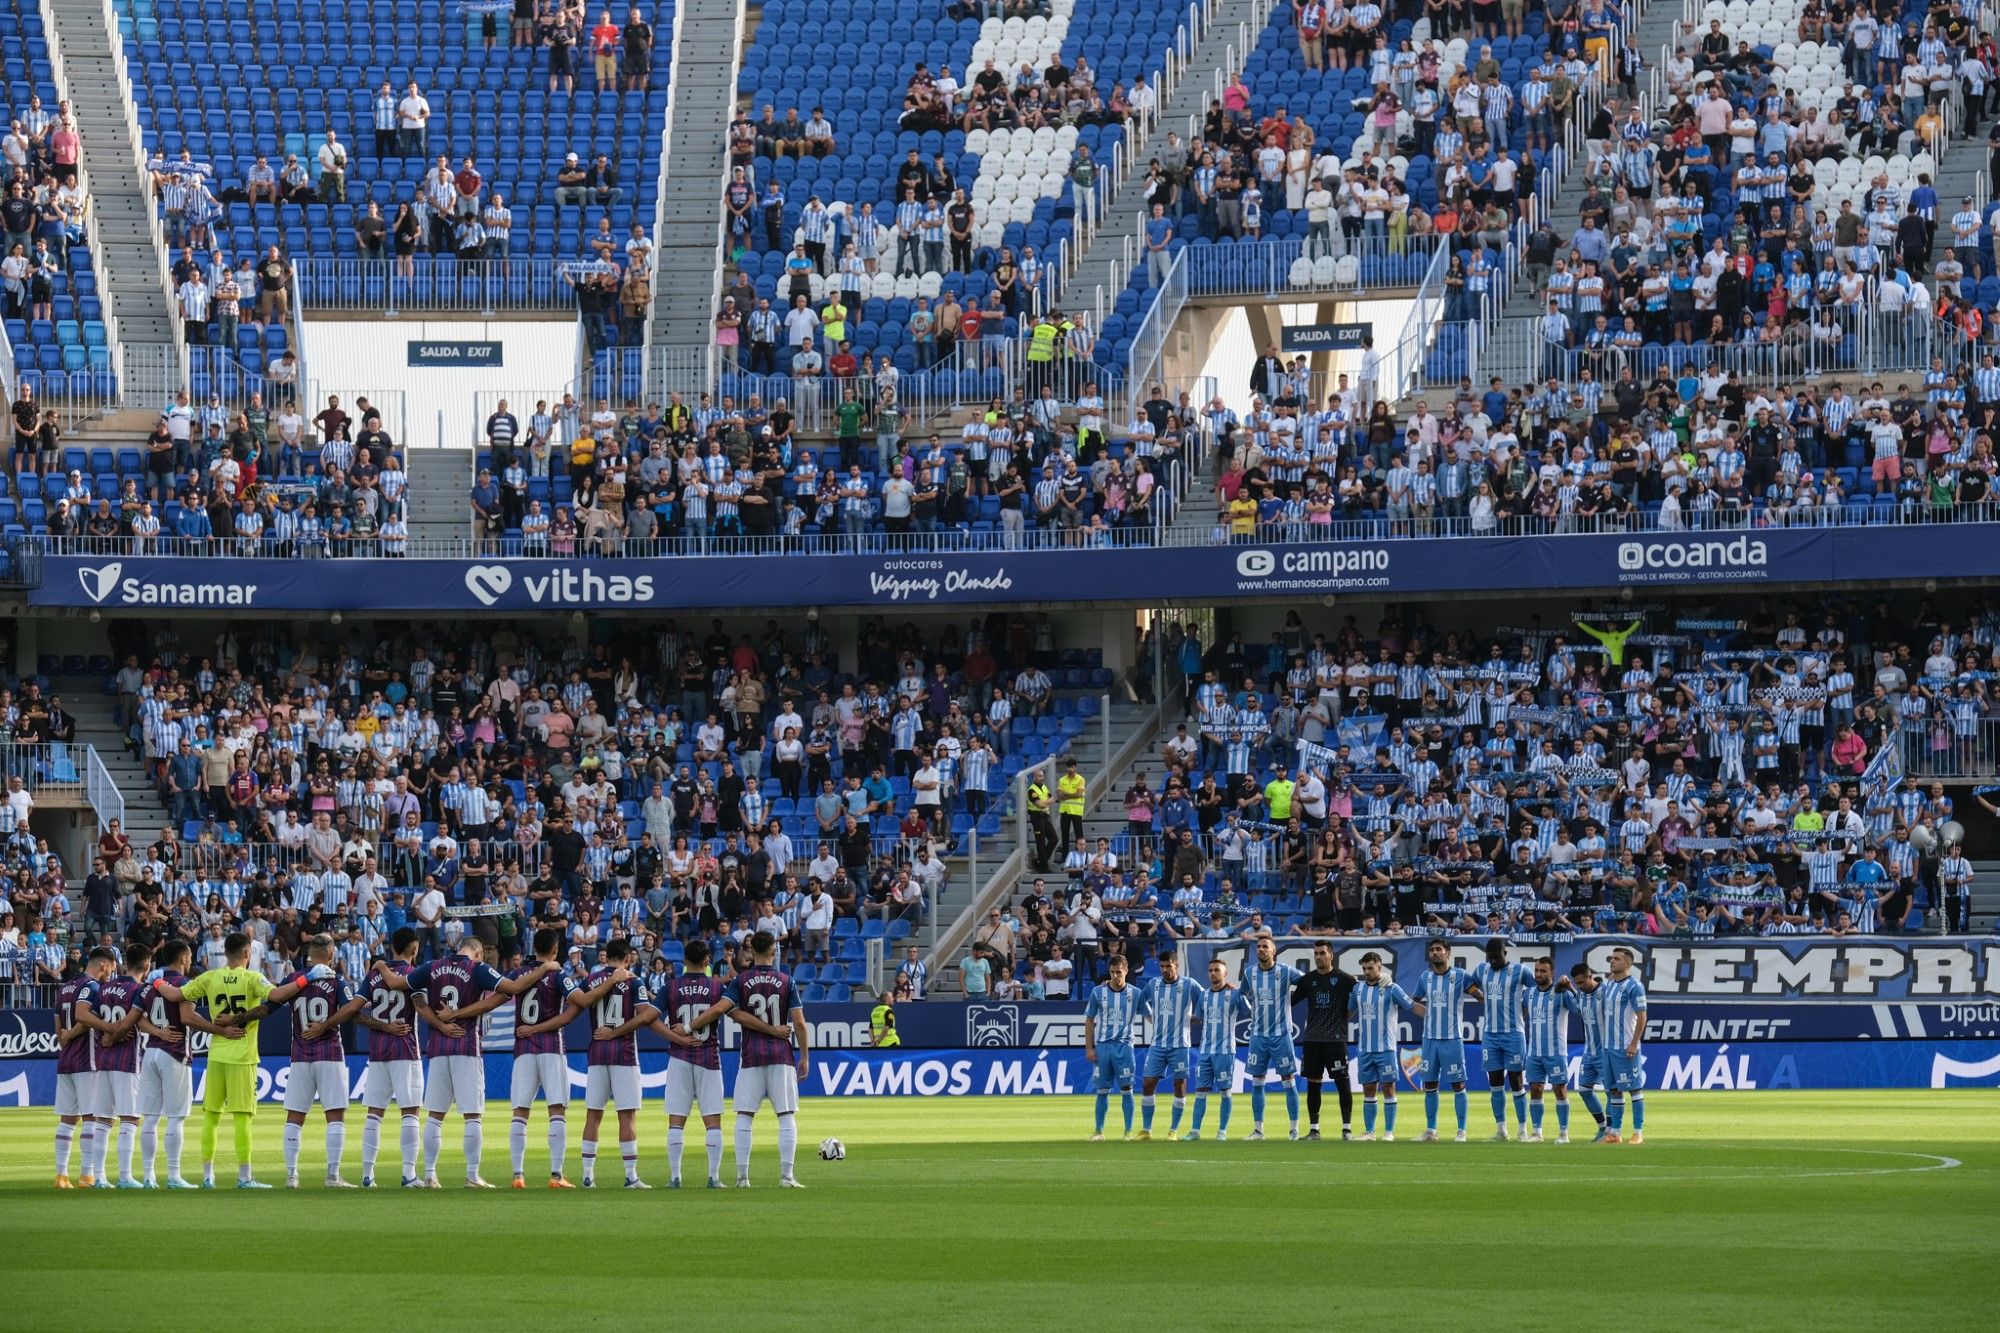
[0,1091,1994,1330]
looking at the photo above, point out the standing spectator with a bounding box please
[396,81,430,157]
[315,130,347,202]
[590,9,621,93]
[372,80,398,157]
[176,268,210,346]
[622,7,655,93]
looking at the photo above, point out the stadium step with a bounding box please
[648,0,751,351]
[405,447,477,547]
[45,0,183,386]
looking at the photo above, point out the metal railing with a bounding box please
[1177,233,1448,300]
[0,741,92,801]
[294,255,596,314]
[1898,719,2000,781]
[84,743,125,832]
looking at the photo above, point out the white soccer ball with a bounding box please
[818,1137,846,1161]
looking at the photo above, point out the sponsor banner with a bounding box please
[34,523,2000,612]
[407,340,503,367]
[0,1040,1996,1105]
[1281,322,1371,352]
[1183,935,2000,1001]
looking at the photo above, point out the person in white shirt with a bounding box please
[799,886,835,964]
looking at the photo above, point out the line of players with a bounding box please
[1082,936,1650,1144]
[50,926,813,1190]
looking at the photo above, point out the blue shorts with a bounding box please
[1194,1051,1236,1093]
[1418,1038,1467,1086]
[1607,1050,1647,1092]
[1357,1050,1400,1085]
[1092,1041,1135,1092]
[1481,1031,1525,1074]
[1577,1052,1609,1090]
[1243,1033,1298,1079]
[1525,1054,1570,1087]
[1142,1046,1190,1083]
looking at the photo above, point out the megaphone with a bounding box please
[1909,824,1937,854]
[1941,820,1966,850]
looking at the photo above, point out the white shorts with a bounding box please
[92,1070,139,1119]
[585,1063,641,1111]
[733,1063,799,1115]
[363,1060,423,1112]
[55,1071,89,1117]
[664,1059,725,1118]
[510,1054,573,1108]
[138,1050,193,1119]
[282,1061,351,1114]
[423,1055,486,1114]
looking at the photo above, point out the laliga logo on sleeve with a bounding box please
[1235,549,1277,578]
[78,562,123,603]
[463,564,515,607]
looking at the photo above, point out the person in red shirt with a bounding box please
[454,158,482,219]
[591,11,621,92]
[827,342,858,381]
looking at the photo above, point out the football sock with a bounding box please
[1215,1094,1232,1135]
[1609,1096,1626,1131]
[1513,1091,1528,1128]
[1251,1086,1266,1126]
[735,1113,755,1180]
[55,1122,73,1174]
[326,1121,345,1176]
[1140,1094,1156,1131]
[200,1109,220,1166]
[620,1139,638,1184]
[140,1117,158,1178]
[1337,1085,1353,1129]
[1306,1082,1322,1127]
[1490,1088,1507,1127]
[118,1121,137,1180]
[1631,1095,1645,1132]
[1120,1092,1134,1134]
[1190,1096,1207,1133]
[1383,1096,1398,1134]
[1424,1089,1439,1131]
[164,1119,184,1177]
[1452,1090,1468,1131]
[233,1114,253,1174]
[1093,1093,1108,1133]
[580,1139,598,1183]
[549,1117,568,1177]
[510,1118,529,1176]
[1556,1100,1571,1135]
[284,1123,302,1175]
[1579,1089,1606,1124]
[777,1114,797,1178]
[1284,1087,1299,1128]
[1530,1097,1545,1132]
[80,1122,100,1178]
[463,1119,483,1180]
[705,1127,723,1182]
[422,1118,442,1175]
[667,1126,685,1180]
[1363,1095,1378,1134]
[1169,1097,1186,1134]
[361,1116,381,1177]
[399,1115,419,1177]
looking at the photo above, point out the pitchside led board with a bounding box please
[1281,322,1371,353]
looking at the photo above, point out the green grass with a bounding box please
[1,1092,1996,1329]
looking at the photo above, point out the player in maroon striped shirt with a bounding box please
[93,949,151,1187]
[728,931,812,1188]
[278,935,369,1188]
[52,948,119,1188]
[578,939,659,1188]
[136,940,208,1188]
[356,929,424,1188]
[506,927,630,1189]
[660,938,776,1189]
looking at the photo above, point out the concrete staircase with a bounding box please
[57,682,157,829]
[45,0,180,390]
[405,446,474,546]
[645,0,745,356]
[1067,0,1265,307]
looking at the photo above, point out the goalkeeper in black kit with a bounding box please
[1291,941,1357,1141]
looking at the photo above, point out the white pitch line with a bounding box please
[968,1147,1967,1183]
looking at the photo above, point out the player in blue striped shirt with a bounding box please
[1471,939,1535,1140]
[1522,957,1578,1143]
[1566,963,1612,1140]
[1353,952,1415,1141]
[1187,959,1245,1141]
[1600,946,1649,1143]
[1084,954,1140,1141]
[1138,952,1199,1140]
[1240,936,1301,1140]
[1411,939,1481,1142]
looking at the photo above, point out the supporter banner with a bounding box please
[1184,935,2000,1000]
[0,1040,1996,1105]
[29,522,2000,612]
[1281,322,1372,352]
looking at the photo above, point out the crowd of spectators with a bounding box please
[0,612,1098,1005]
[949,601,1991,1002]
